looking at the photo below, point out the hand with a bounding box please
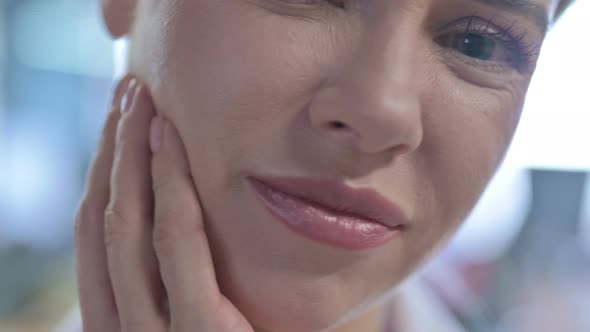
[74,76,254,332]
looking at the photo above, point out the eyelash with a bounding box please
[278,1,541,71]
[434,15,542,72]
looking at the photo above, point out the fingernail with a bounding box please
[120,78,138,114]
[111,75,131,113]
[150,116,165,153]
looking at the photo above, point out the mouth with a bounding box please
[247,175,408,251]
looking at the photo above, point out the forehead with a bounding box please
[147,0,563,36]
[491,0,564,18]
[441,0,562,33]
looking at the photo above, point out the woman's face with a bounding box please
[109,0,558,330]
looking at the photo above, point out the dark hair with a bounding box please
[556,0,574,19]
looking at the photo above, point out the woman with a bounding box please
[73,0,573,331]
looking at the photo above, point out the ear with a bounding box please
[100,0,137,38]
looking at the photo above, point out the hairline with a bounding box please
[554,0,574,20]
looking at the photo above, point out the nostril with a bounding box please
[329,121,348,130]
[326,121,360,141]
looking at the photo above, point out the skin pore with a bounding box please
[99,0,561,331]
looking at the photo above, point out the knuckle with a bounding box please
[152,161,193,196]
[151,167,175,194]
[152,205,202,252]
[151,207,182,250]
[103,204,131,252]
[74,198,99,244]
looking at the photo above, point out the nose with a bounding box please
[309,10,423,156]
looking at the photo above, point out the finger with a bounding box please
[74,75,132,332]
[104,80,167,331]
[150,119,253,332]
[150,117,223,328]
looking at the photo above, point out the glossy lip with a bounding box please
[247,175,409,230]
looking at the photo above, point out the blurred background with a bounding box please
[0,1,588,331]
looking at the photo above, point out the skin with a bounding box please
[75,0,564,331]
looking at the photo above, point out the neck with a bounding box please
[254,297,399,332]
[329,300,389,332]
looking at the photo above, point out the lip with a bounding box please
[247,175,409,250]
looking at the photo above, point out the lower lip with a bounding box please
[248,178,401,251]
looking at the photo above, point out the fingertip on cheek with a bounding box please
[132,81,160,120]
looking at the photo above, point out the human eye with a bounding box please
[276,0,346,9]
[434,15,541,74]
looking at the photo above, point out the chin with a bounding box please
[213,260,369,332]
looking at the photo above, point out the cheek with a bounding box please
[151,2,332,116]
[136,2,345,189]
[131,1,346,232]
[416,78,524,246]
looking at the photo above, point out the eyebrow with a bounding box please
[471,0,550,35]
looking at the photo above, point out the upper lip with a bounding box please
[248,175,409,230]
